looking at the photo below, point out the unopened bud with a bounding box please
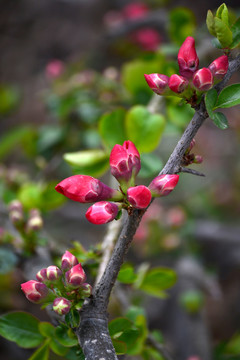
[21,280,52,304]
[36,268,47,282]
[149,174,179,197]
[53,297,71,316]
[192,68,213,91]
[61,251,78,271]
[85,201,119,225]
[46,266,62,282]
[178,37,199,79]
[208,55,228,79]
[144,74,169,95]
[194,155,203,164]
[127,185,152,209]
[169,74,188,94]
[65,263,86,289]
[9,200,24,225]
[80,283,92,297]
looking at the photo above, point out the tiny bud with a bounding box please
[192,68,213,91]
[144,74,169,95]
[9,200,23,212]
[21,280,51,304]
[9,200,24,225]
[149,174,179,197]
[194,155,203,164]
[169,74,188,94]
[61,251,79,271]
[85,201,119,225]
[178,37,199,79]
[55,175,122,203]
[65,263,86,289]
[53,297,71,316]
[26,216,43,232]
[46,266,62,282]
[36,268,48,282]
[189,139,196,151]
[208,55,228,79]
[127,185,152,209]
[80,283,92,297]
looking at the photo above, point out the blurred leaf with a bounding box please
[179,290,204,314]
[231,18,240,48]
[28,342,49,360]
[205,88,218,118]
[65,309,80,328]
[112,339,127,355]
[142,346,164,360]
[0,248,18,274]
[109,318,133,337]
[166,100,195,128]
[18,183,43,210]
[55,326,78,347]
[42,182,66,211]
[125,106,165,153]
[169,7,196,45]
[139,153,163,178]
[38,322,55,338]
[65,347,85,360]
[214,17,232,48]
[118,263,137,284]
[212,112,229,130]
[99,108,127,150]
[0,85,20,115]
[214,84,240,108]
[50,338,69,356]
[0,127,35,160]
[126,306,146,323]
[37,125,64,153]
[206,10,217,37]
[64,149,109,178]
[225,333,240,354]
[0,312,44,348]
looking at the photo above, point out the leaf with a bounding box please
[169,7,196,45]
[18,183,43,210]
[55,326,78,347]
[139,153,163,178]
[38,322,55,338]
[50,338,69,356]
[0,312,44,348]
[214,83,240,108]
[65,346,85,360]
[214,17,232,48]
[216,3,229,25]
[99,108,127,150]
[28,342,49,360]
[125,106,165,153]
[225,333,240,354]
[206,10,216,36]
[166,100,195,129]
[230,18,240,49]
[118,329,140,354]
[0,126,35,160]
[118,263,137,284]
[41,181,66,210]
[109,318,133,337]
[205,88,218,118]
[112,339,127,355]
[212,112,229,130]
[37,125,64,153]
[179,290,204,314]
[142,346,164,360]
[0,85,20,115]
[138,267,177,298]
[64,149,109,178]
[0,248,18,274]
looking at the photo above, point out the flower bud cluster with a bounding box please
[182,138,203,166]
[56,141,179,225]
[21,251,92,317]
[145,36,228,101]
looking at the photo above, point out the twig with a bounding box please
[179,167,205,177]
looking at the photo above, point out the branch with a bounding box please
[76,53,240,359]
[179,167,205,177]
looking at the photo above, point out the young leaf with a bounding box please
[212,112,229,130]
[205,88,218,118]
[0,312,44,348]
[230,18,240,49]
[214,17,232,48]
[99,108,126,150]
[125,106,165,153]
[206,10,216,37]
[28,342,49,360]
[118,263,137,284]
[216,3,229,25]
[214,84,240,108]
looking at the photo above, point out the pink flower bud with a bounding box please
[144,74,169,95]
[194,155,203,164]
[169,74,188,94]
[131,28,161,51]
[53,297,71,316]
[46,266,62,282]
[80,283,92,297]
[127,185,152,209]
[192,68,213,91]
[65,264,86,289]
[36,268,47,282]
[61,251,78,271]
[208,55,228,79]
[85,201,119,225]
[55,175,122,203]
[178,37,199,79]
[189,138,196,151]
[148,174,179,197]
[46,60,64,78]
[123,2,149,19]
[9,200,23,212]
[21,280,50,304]
[110,140,141,185]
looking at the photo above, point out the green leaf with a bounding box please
[118,263,137,284]
[138,267,177,298]
[55,326,78,347]
[112,339,127,355]
[126,306,146,323]
[214,17,232,48]
[0,248,18,274]
[50,338,69,356]
[41,181,66,211]
[65,309,80,328]
[216,3,229,25]
[214,84,240,108]
[37,125,64,153]
[0,85,20,115]
[139,153,163,178]
[142,346,164,360]
[99,108,126,150]
[125,106,165,153]
[0,126,35,160]
[230,18,240,48]
[18,183,43,210]
[205,88,218,118]
[169,7,196,45]
[225,333,240,354]
[118,329,140,354]
[179,290,204,314]
[66,346,85,360]
[166,100,195,129]
[206,10,216,37]
[0,312,44,348]
[28,342,49,360]
[109,318,133,337]
[64,149,109,178]
[212,112,229,130]
[38,322,55,338]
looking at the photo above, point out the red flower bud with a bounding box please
[208,55,228,79]
[61,251,79,271]
[85,201,119,225]
[178,37,199,79]
[131,28,161,51]
[169,74,188,94]
[193,68,213,91]
[46,266,62,282]
[53,297,71,316]
[55,175,122,203]
[21,280,51,304]
[46,60,64,78]
[144,74,169,95]
[65,264,86,289]
[149,174,179,197]
[123,2,149,19]
[36,268,47,282]
[110,141,141,186]
[127,185,152,209]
